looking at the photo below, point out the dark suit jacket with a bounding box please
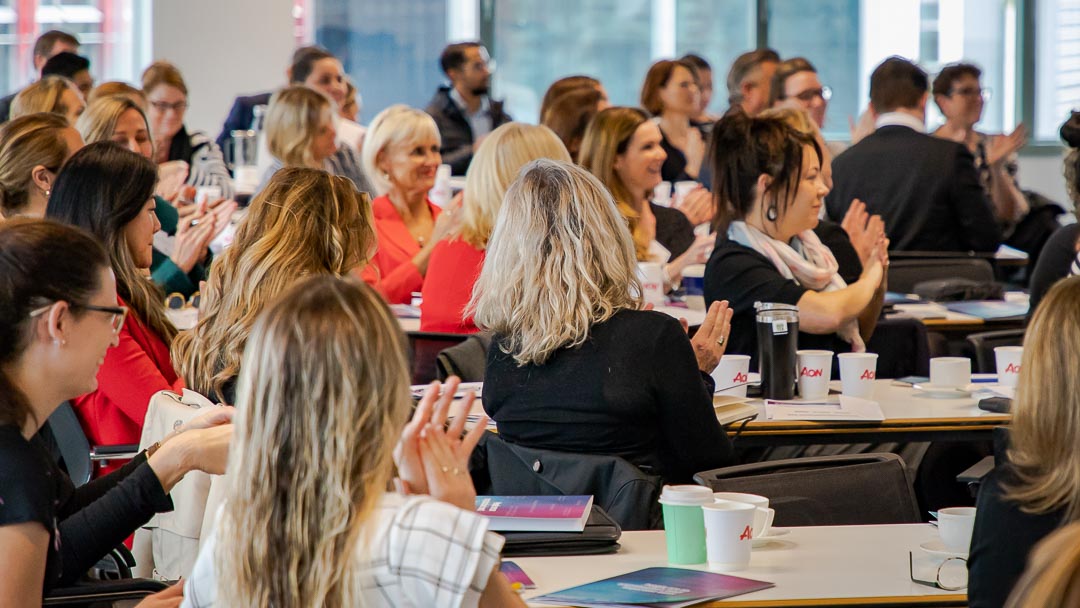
[215,91,273,149]
[424,85,511,175]
[0,92,16,122]
[826,125,1001,253]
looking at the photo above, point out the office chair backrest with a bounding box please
[888,258,995,294]
[966,329,1026,373]
[407,331,470,384]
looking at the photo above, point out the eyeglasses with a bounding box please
[950,87,992,101]
[790,86,832,103]
[165,291,201,310]
[150,100,188,113]
[29,302,129,334]
[908,552,967,591]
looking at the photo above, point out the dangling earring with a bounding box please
[766,205,778,222]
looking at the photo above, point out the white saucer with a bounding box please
[752,528,790,547]
[914,384,972,399]
[919,539,968,557]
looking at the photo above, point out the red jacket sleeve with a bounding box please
[94,325,183,428]
[362,260,423,305]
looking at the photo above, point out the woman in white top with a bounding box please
[182,275,523,607]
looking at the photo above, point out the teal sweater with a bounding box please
[150,196,210,298]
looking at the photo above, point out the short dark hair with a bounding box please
[726,48,781,104]
[33,30,79,59]
[768,57,817,107]
[932,62,982,98]
[680,53,712,73]
[869,56,928,114]
[40,52,90,80]
[440,42,482,75]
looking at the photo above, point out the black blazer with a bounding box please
[215,91,273,150]
[424,85,511,175]
[825,125,1001,253]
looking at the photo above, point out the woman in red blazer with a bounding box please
[46,142,182,473]
[421,123,571,333]
[360,105,458,304]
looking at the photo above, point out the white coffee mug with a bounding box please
[636,262,666,307]
[930,357,972,388]
[702,500,756,571]
[711,355,751,397]
[712,492,775,538]
[797,350,834,400]
[937,506,976,553]
[838,352,878,398]
[653,181,672,207]
[994,346,1023,387]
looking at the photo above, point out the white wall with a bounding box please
[1018,151,1073,210]
[151,0,294,138]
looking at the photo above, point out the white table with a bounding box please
[518,525,965,607]
[734,380,1008,446]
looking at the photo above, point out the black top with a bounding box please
[0,91,15,123]
[1027,222,1079,320]
[660,128,695,183]
[704,238,851,371]
[826,125,1001,253]
[215,91,273,150]
[482,309,735,484]
[424,85,512,175]
[652,203,696,260]
[813,220,863,284]
[0,425,173,591]
[968,465,1066,608]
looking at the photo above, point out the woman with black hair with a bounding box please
[45,142,184,473]
[0,218,231,605]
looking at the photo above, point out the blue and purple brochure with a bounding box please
[531,567,774,607]
[500,561,536,589]
[943,300,1029,320]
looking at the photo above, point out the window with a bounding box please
[0,0,151,98]
[1034,0,1080,142]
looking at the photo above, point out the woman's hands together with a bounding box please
[394,377,487,511]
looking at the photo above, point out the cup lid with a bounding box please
[659,485,714,505]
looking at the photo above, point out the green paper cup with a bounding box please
[659,485,713,564]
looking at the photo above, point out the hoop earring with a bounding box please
[766,205,778,222]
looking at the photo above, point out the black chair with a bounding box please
[469,432,663,530]
[866,317,931,378]
[887,258,995,294]
[435,332,492,382]
[694,454,920,526]
[406,331,469,385]
[44,578,171,607]
[965,328,1025,373]
[40,402,139,486]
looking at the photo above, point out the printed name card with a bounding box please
[764,395,885,422]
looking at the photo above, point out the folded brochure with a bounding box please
[531,567,773,607]
[764,395,884,421]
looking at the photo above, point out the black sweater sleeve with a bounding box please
[650,317,735,483]
[56,463,173,585]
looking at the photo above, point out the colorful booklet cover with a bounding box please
[943,300,1029,320]
[476,495,593,532]
[531,567,774,607]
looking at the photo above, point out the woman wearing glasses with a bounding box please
[768,58,831,130]
[45,142,186,474]
[932,62,1028,227]
[141,61,233,199]
[0,218,232,605]
[640,59,707,187]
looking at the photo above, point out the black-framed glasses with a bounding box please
[791,86,832,103]
[29,302,129,334]
[908,552,967,591]
[150,100,188,113]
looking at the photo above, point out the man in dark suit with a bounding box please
[214,46,327,149]
[425,42,511,175]
[826,57,1000,253]
[0,30,80,122]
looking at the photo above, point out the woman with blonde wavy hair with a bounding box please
[172,167,375,404]
[183,275,524,607]
[420,122,570,333]
[579,106,713,290]
[10,75,85,125]
[258,84,370,196]
[968,276,1080,607]
[472,159,734,484]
